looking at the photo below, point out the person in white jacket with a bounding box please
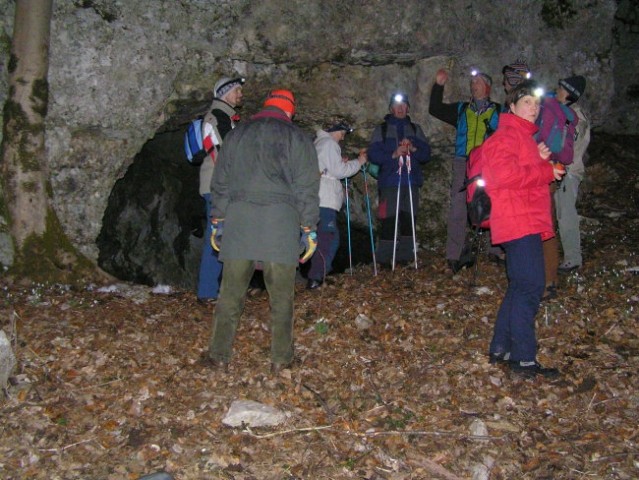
[307,121,367,289]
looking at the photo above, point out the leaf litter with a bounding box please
[1,134,638,479]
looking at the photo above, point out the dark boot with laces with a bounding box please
[489,351,511,365]
[509,361,560,379]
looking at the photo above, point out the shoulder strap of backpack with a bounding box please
[483,104,500,137]
[558,103,575,123]
[381,119,419,144]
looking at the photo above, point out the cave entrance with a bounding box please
[96,128,205,289]
[95,126,375,291]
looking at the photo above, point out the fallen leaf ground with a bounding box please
[1,134,638,480]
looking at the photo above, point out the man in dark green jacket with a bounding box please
[207,89,319,373]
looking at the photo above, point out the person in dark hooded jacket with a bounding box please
[207,89,319,374]
[367,92,431,266]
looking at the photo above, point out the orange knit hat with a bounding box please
[263,89,296,116]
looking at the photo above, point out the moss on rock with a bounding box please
[8,209,101,286]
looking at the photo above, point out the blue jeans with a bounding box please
[308,207,340,281]
[197,193,223,300]
[490,234,545,362]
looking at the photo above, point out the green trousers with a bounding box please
[208,259,296,364]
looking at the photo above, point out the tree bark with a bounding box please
[1,1,107,284]
[3,0,53,247]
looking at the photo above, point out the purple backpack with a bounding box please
[535,96,578,165]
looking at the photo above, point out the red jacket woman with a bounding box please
[481,80,565,379]
[482,113,556,246]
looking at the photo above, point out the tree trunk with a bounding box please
[1,0,106,284]
[3,0,52,247]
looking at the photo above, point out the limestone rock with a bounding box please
[222,399,287,428]
[0,330,17,395]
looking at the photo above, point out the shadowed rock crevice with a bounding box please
[97,129,203,288]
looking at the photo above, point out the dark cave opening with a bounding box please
[96,128,205,288]
[95,126,375,290]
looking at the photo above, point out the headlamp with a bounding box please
[327,122,354,134]
[513,85,545,105]
[470,69,493,88]
[389,91,410,108]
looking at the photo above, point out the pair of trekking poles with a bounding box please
[343,152,418,277]
[391,153,418,271]
[343,173,374,277]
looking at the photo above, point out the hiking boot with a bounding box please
[212,360,229,372]
[447,255,475,275]
[197,297,218,305]
[558,261,581,274]
[375,240,395,267]
[509,361,560,379]
[541,284,558,302]
[489,351,511,365]
[488,253,506,266]
[447,259,461,274]
[270,362,292,375]
[200,353,229,372]
[247,287,265,297]
[396,236,416,264]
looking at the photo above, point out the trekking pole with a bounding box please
[405,152,418,269]
[344,177,353,275]
[392,155,404,271]
[362,165,378,276]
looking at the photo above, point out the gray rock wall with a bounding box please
[0,0,637,265]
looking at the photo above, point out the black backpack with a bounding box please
[464,146,491,229]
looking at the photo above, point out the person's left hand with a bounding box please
[357,148,368,166]
[537,142,551,160]
[435,68,448,85]
[401,138,416,153]
[552,162,566,181]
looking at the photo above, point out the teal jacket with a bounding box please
[429,83,500,158]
